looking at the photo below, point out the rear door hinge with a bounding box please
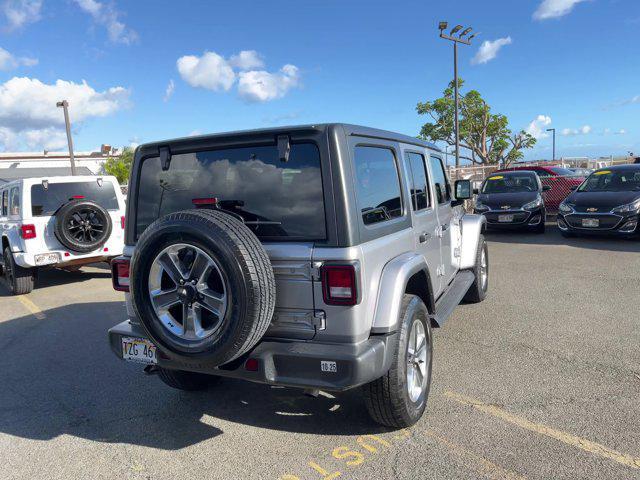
[454,247,461,258]
[310,261,323,281]
[436,265,445,277]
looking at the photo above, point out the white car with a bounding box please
[0,175,126,294]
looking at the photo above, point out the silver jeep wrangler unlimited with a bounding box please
[108,124,488,427]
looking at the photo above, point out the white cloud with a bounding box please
[471,37,512,65]
[238,64,300,103]
[1,0,42,31]
[561,125,592,136]
[177,51,236,92]
[187,129,202,137]
[533,0,588,20]
[0,46,37,70]
[72,0,138,44]
[525,115,552,139]
[229,50,264,70]
[23,127,67,150]
[177,50,301,103]
[0,76,130,151]
[616,129,627,135]
[163,79,174,102]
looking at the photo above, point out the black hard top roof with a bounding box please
[138,123,441,153]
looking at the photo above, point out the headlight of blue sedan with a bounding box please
[559,201,574,214]
[522,195,543,210]
[611,198,640,214]
[474,200,490,212]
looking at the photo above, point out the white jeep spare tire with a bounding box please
[130,209,276,367]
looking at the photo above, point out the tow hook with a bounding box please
[143,365,159,376]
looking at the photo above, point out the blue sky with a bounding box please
[0,0,638,162]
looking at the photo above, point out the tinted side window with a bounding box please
[406,152,430,211]
[9,187,20,215]
[429,156,451,204]
[535,169,551,177]
[1,191,7,216]
[354,146,403,225]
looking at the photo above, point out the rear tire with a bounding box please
[157,367,220,391]
[363,295,433,428]
[3,247,34,295]
[463,235,488,303]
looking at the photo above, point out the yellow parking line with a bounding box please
[445,390,640,470]
[425,429,527,480]
[16,296,46,320]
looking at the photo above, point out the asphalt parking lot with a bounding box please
[1,226,639,480]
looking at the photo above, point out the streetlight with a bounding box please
[56,100,77,176]
[439,21,477,168]
[546,128,556,162]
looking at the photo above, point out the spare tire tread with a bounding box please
[192,209,275,355]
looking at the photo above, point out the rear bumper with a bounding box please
[108,320,397,391]
[13,246,123,268]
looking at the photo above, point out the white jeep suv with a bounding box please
[0,175,126,294]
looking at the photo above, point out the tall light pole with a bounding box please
[546,128,556,162]
[439,22,477,168]
[56,100,77,176]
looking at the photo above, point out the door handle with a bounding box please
[441,223,449,231]
[419,232,430,243]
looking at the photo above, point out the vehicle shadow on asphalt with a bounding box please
[0,302,387,451]
[485,223,640,253]
[34,266,112,289]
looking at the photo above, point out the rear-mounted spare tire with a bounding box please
[130,209,276,367]
[54,199,112,253]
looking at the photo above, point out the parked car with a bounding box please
[0,175,126,294]
[108,123,488,428]
[495,165,584,211]
[474,170,550,233]
[558,165,640,237]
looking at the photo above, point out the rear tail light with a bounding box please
[120,216,125,229]
[111,257,130,292]
[321,265,357,306]
[20,224,36,239]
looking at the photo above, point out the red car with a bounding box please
[495,166,584,211]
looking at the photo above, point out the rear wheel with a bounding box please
[157,367,220,391]
[3,247,34,295]
[463,235,488,303]
[363,295,433,428]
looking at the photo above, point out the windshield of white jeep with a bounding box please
[136,143,326,240]
[30,181,119,216]
[578,169,640,192]
[481,174,538,194]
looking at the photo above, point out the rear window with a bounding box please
[30,181,119,216]
[135,143,326,240]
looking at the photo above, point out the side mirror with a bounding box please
[569,185,578,191]
[473,188,479,195]
[542,185,552,192]
[454,180,472,200]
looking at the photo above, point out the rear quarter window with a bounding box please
[353,146,403,225]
